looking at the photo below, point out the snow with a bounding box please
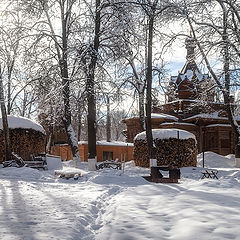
[124,113,178,122]
[151,113,178,121]
[0,152,240,240]
[96,141,133,147]
[197,151,235,168]
[134,128,196,141]
[185,69,194,79]
[46,154,63,170]
[0,115,45,134]
[183,112,223,121]
[180,74,186,81]
[183,112,240,121]
[76,141,134,147]
[160,122,196,126]
[206,124,231,128]
[177,69,205,83]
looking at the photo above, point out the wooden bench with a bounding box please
[201,170,218,179]
[25,154,47,170]
[150,166,181,183]
[96,161,122,170]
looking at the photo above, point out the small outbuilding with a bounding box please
[51,141,134,162]
[0,116,46,163]
[134,128,197,168]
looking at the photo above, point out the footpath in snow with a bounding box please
[0,152,240,240]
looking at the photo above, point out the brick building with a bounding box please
[51,141,134,162]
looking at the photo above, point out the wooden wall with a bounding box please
[0,129,46,163]
[134,138,197,168]
[51,143,134,162]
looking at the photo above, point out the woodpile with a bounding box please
[134,136,197,168]
[0,128,46,163]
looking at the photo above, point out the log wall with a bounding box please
[134,138,197,168]
[0,129,46,163]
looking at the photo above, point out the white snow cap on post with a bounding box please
[235,158,240,168]
[46,154,63,170]
[150,159,157,167]
[0,115,45,134]
[88,158,97,171]
[134,128,196,141]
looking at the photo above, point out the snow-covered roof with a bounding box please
[151,113,178,121]
[78,140,133,147]
[134,128,196,141]
[206,124,231,128]
[160,122,196,126]
[183,112,227,121]
[0,115,45,134]
[123,113,178,122]
[166,99,198,104]
[171,76,177,82]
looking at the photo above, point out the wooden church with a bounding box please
[123,37,240,156]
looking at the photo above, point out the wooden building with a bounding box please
[0,116,46,162]
[51,141,134,162]
[123,37,239,156]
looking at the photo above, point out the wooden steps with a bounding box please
[24,154,47,170]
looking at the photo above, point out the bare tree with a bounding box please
[183,0,240,161]
[0,66,11,161]
[132,0,175,158]
[21,0,81,161]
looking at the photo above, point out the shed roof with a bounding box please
[58,140,134,147]
[183,112,227,122]
[79,140,133,147]
[205,124,232,128]
[151,113,178,121]
[123,113,178,122]
[134,128,196,141]
[0,115,45,134]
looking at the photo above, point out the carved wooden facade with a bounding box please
[123,37,238,156]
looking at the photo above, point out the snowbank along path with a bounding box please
[0,154,240,240]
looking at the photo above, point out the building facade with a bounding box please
[123,37,239,156]
[51,141,134,162]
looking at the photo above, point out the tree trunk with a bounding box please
[145,16,154,159]
[188,13,240,159]
[106,96,111,142]
[0,68,11,161]
[87,70,97,158]
[139,89,145,131]
[77,111,82,141]
[7,61,14,115]
[220,1,240,158]
[61,9,80,161]
[87,0,101,159]
[46,132,52,154]
[7,72,11,115]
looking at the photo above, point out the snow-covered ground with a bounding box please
[0,152,240,240]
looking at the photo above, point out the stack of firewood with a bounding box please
[0,128,46,163]
[134,137,197,168]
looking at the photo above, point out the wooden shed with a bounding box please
[51,141,134,162]
[0,116,46,163]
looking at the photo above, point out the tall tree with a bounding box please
[0,66,11,161]
[85,0,101,159]
[136,0,174,158]
[22,0,81,162]
[183,0,240,161]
